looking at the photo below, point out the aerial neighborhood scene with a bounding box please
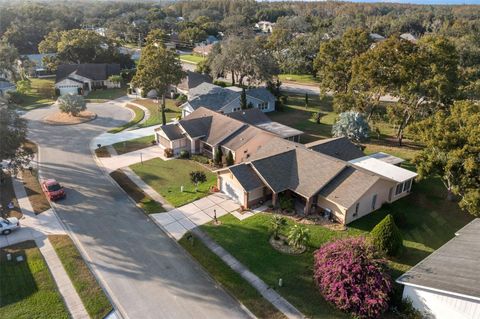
[1,0,480,319]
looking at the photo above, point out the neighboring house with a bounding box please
[176,71,213,96]
[397,219,480,319]
[217,137,416,224]
[255,21,275,33]
[22,53,56,77]
[55,63,121,96]
[180,82,276,117]
[155,107,275,161]
[227,108,303,142]
[0,80,16,97]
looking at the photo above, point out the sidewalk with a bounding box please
[7,175,90,319]
[98,145,168,172]
[191,228,304,319]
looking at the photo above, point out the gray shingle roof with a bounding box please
[226,108,270,125]
[397,219,480,300]
[159,124,184,140]
[249,138,346,197]
[306,137,365,161]
[177,71,212,92]
[319,167,380,209]
[246,87,275,103]
[230,164,265,191]
[56,63,120,83]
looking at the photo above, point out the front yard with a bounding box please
[130,158,216,207]
[85,87,127,102]
[198,175,473,318]
[0,241,69,319]
[112,135,155,155]
[17,78,56,110]
[133,98,182,127]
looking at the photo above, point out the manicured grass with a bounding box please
[269,93,335,143]
[130,158,216,207]
[180,54,206,64]
[133,98,182,127]
[48,235,112,319]
[112,135,155,155]
[17,78,56,110]
[108,104,145,133]
[201,175,473,318]
[0,173,22,219]
[110,169,165,214]
[85,87,127,102]
[179,233,286,319]
[22,169,51,215]
[278,74,320,86]
[0,241,69,319]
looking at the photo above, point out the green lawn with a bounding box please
[180,54,206,64]
[278,74,320,86]
[48,235,112,319]
[200,175,472,318]
[133,98,182,127]
[179,234,286,319]
[269,93,336,144]
[85,87,127,102]
[112,135,155,155]
[0,241,69,319]
[17,78,56,110]
[130,158,216,207]
[108,104,145,133]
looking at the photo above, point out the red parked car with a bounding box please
[41,179,66,201]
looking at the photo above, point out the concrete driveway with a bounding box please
[152,193,241,240]
[23,100,252,319]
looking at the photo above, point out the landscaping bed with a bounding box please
[21,169,51,215]
[43,110,96,125]
[108,104,145,133]
[200,174,473,318]
[112,135,155,155]
[0,173,22,219]
[48,235,112,319]
[94,146,111,158]
[110,169,164,214]
[179,233,286,319]
[130,158,216,207]
[0,241,69,319]
[132,98,182,127]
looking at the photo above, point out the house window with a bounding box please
[371,194,377,210]
[403,179,412,192]
[395,183,403,195]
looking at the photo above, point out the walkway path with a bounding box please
[127,101,151,127]
[192,228,304,319]
[92,124,161,148]
[8,175,89,319]
[98,145,167,172]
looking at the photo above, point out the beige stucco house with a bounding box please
[217,137,417,225]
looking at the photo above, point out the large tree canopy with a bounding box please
[0,40,19,82]
[0,107,32,173]
[38,29,134,70]
[409,100,480,216]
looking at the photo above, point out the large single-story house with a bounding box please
[0,80,16,97]
[397,219,480,319]
[55,63,121,96]
[217,137,417,224]
[180,82,276,117]
[255,21,275,33]
[155,107,303,162]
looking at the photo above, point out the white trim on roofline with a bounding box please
[395,281,480,303]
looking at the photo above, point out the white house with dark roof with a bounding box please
[55,63,121,95]
[397,219,480,319]
[180,83,276,117]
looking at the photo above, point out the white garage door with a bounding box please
[220,177,243,204]
[59,87,79,95]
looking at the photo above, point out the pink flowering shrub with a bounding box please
[313,237,392,318]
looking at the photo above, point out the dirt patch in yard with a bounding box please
[43,110,96,125]
[94,146,111,158]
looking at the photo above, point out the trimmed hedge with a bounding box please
[370,214,403,256]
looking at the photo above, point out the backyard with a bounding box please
[132,98,182,127]
[0,241,69,319]
[197,174,473,318]
[278,74,320,86]
[130,158,216,207]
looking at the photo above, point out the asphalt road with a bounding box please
[24,101,252,319]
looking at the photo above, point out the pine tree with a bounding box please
[240,88,247,110]
[370,214,403,256]
[226,151,234,166]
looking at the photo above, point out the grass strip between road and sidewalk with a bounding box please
[179,232,286,319]
[48,235,112,319]
[21,169,51,215]
[110,169,165,214]
[0,240,70,319]
[108,104,145,133]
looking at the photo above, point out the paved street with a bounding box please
[23,100,252,319]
